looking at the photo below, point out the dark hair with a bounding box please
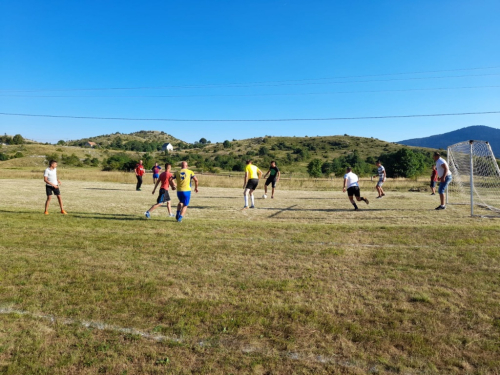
[376,160,381,164]
[346,166,352,172]
[246,160,251,164]
[49,160,57,166]
[434,152,441,157]
[270,160,276,165]
[165,163,171,168]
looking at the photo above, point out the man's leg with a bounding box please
[440,193,445,206]
[250,190,255,208]
[271,187,275,198]
[264,184,268,195]
[56,195,65,212]
[148,203,162,213]
[356,196,369,204]
[176,202,183,220]
[45,195,52,212]
[180,204,188,216]
[349,196,358,210]
[167,201,172,215]
[243,188,249,208]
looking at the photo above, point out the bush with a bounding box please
[45,153,60,163]
[307,159,323,178]
[14,152,24,158]
[0,152,8,161]
[12,134,24,145]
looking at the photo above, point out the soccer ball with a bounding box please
[262,194,267,199]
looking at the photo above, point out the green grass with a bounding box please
[0,179,499,374]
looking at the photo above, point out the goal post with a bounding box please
[447,140,500,216]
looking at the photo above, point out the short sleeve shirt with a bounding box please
[135,165,145,176]
[174,169,195,191]
[245,164,261,179]
[431,170,438,181]
[44,168,58,186]
[436,157,452,178]
[159,171,173,190]
[269,166,279,178]
[377,165,385,180]
[344,172,359,188]
[152,166,162,175]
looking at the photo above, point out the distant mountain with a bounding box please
[398,125,500,157]
[67,130,185,147]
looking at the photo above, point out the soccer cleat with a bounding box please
[250,205,255,209]
[364,198,369,205]
[44,211,49,215]
[381,193,385,197]
[271,196,274,199]
[61,210,67,215]
[435,205,446,210]
[242,206,249,210]
[376,196,382,199]
[169,213,175,217]
[144,211,151,219]
[354,207,359,211]
[177,216,183,222]
[431,193,435,195]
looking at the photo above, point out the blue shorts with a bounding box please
[177,191,191,206]
[438,175,452,194]
[153,174,160,179]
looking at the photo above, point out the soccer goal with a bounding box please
[447,140,500,216]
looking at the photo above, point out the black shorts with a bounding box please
[430,181,437,188]
[347,186,361,197]
[157,188,171,204]
[245,179,259,190]
[265,177,277,188]
[46,185,61,196]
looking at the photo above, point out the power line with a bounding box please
[1,85,499,98]
[1,111,499,122]
[1,70,500,92]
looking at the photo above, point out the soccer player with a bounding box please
[242,160,262,209]
[263,160,280,199]
[430,165,438,195]
[172,161,198,222]
[151,162,162,185]
[145,163,176,219]
[342,167,369,210]
[135,160,145,191]
[43,160,67,215]
[373,160,386,198]
[433,152,452,210]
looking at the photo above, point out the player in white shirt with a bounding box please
[43,160,67,215]
[342,167,369,210]
[433,152,452,210]
[373,160,386,198]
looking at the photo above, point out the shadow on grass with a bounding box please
[83,188,131,191]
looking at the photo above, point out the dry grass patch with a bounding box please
[0,179,499,374]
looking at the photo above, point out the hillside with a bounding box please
[398,125,500,156]
[1,132,437,177]
[67,130,185,148]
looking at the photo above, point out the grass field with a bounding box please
[1,177,499,374]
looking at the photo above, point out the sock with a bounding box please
[176,210,180,219]
[251,195,255,206]
[244,195,248,207]
[352,202,358,209]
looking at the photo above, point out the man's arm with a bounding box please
[383,169,386,181]
[257,169,262,179]
[263,169,270,179]
[277,170,280,181]
[441,164,449,182]
[169,175,177,190]
[342,178,347,192]
[152,178,161,194]
[192,175,199,193]
[243,171,248,188]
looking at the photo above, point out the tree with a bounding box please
[12,134,24,145]
[307,159,323,178]
[199,138,208,144]
[223,140,232,149]
[258,146,269,156]
[57,140,66,145]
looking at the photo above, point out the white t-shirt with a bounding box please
[435,157,452,178]
[377,165,385,180]
[44,167,58,186]
[344,172,359,188]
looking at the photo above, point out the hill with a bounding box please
[67,130,185,148]
[398,125,500,157]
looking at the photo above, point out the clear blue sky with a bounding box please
[1,0,499,144]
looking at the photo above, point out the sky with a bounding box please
[1,0,500,144]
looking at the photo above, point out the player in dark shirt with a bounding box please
[263,161,280,199]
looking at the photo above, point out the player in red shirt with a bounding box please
[144,163,176,218]
[135,160,146,191]
[430,165,438,195]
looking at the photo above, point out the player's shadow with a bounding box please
[69,212,146,221]
[83,188,129,191]
[199,196,240,199]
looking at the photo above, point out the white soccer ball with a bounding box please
[262,194,267,199]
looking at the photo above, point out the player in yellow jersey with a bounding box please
[171,161,199,222]
[242,160,262,209]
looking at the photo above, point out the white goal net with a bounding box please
[447,140,500,215]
